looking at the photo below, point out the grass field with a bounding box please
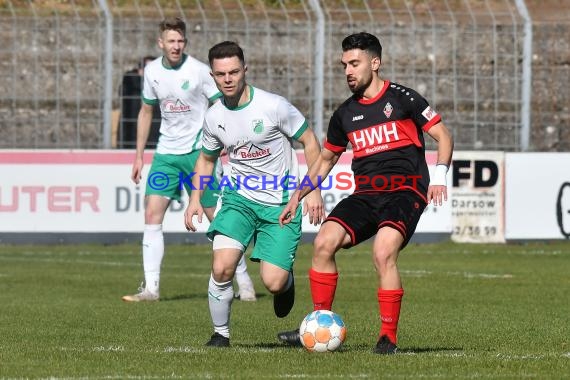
[0,241,569,379]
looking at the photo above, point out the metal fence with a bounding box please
[0,0,568,151]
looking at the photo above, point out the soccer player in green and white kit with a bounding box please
[123,18,256,303]
[184,41,325,347]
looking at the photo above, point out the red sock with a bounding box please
[378,288,404,344]
[309,268,338,311]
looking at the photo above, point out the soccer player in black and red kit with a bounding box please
[277,32,453,354]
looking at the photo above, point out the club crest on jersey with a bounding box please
[383,102,393,118]
[181,80,190,90]
[252,119,264,134]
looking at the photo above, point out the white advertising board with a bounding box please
[451,151,505,243]
[0,150,451,235]
[416,157,453,234]
[505,153,570,240]
[0,151,162,232]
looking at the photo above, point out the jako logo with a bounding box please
[352,115,364,121]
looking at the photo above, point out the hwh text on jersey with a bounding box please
[350,122,399,151]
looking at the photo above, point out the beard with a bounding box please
[347,80,365,96]
[347,75,371,96]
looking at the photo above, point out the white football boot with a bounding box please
[122,283,159,302]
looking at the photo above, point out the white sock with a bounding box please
[142,224,163,294]
[235,255,254,290]
[208,274,233,338]
[235,254,248,278]
[235,254,247,274]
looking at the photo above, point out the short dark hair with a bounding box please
[341,32,382,60]
[159,17,186,38]
[208,41,245,67]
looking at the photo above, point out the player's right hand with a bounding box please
[184,199,204,232]
[131,158,143,184]
[279,194,300,227]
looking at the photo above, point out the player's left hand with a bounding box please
[303,190,325,226]
[427,185,447,206]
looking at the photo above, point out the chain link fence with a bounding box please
[0,0,567,151]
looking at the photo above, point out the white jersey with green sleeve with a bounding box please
[202,85,309,206]
[142,54,221,154]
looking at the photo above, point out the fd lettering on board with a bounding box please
[452,160,498,188]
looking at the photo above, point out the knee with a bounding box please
[373,247,397,270]
[144,208,155,222]
[211,262,235,283]
[313,233,337,259]
[264,281,282,295]
[261,274,288,294]
[144,206,163,224]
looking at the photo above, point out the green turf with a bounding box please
[0,241,569,379]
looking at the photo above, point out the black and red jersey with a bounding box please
[324,80,441,201]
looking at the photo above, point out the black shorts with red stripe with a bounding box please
[325,190,426,249]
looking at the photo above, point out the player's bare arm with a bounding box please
[184,151,217,231]
[426,122,454,206]
[131,103,154,184]
[296,128,325,226]
[279,148,340,226]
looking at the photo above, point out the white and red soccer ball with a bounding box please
[299,310,346,352]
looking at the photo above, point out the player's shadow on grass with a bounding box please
[243,342,295,349]
[349,343,463,354]
[160,293,269,302]
[233,342,463,354]
[399,346,464,354]
[159,293,206,301]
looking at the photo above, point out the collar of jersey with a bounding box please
[222,85,254,111]
[161,54,188,70]
[357,80,390,105]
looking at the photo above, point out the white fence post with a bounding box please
[514,0,533,151]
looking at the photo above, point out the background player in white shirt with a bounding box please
[123,18,256,303]
[184,41,325,347]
